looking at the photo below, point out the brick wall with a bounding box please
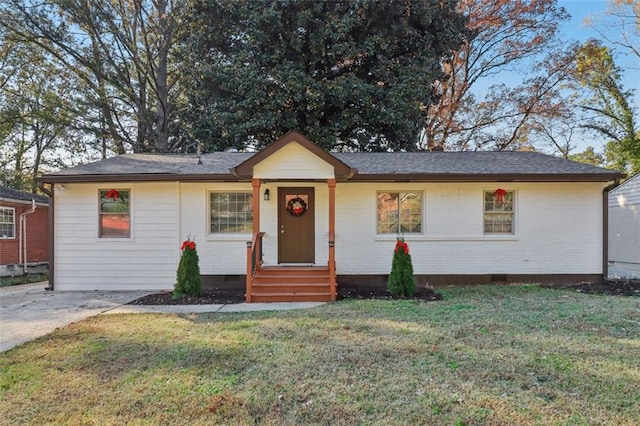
[0,201,49,266]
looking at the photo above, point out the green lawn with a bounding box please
[1,285,639,425]
[0,273,48,287]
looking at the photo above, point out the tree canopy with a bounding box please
[181,0,468,151]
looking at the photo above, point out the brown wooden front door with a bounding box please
[278,187,315,263]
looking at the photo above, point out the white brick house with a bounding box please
[37,131,625,301]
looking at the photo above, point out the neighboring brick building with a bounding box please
[0,186,49,276]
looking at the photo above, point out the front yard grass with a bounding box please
[0,273,48,287]
[1,284,639,425]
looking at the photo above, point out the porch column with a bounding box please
[328,178,337,301]
[247,178,262,303]
[252,178,261,234]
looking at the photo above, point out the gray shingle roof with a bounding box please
[0,186,49,204]
[38,150,624,183]
[46,153,254,176]
[333,151,619,176]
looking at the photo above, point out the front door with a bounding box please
[278,187,315,263]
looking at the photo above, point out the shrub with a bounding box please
[174,239,202,298]
[388,238,416,298]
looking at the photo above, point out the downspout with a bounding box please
[38,182,54,291]
[603,178,623,281]
[19,199,37,274]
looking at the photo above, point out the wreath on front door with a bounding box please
[286,196,307,217]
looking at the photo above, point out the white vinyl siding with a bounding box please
[608,174,640,278]
[54,182,179,290]
[253,142,334,179]
[0,207,15,239]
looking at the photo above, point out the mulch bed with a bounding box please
[541,279,640,297]
[129,280,639,306]
[129,286,443,305]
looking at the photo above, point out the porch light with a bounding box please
[263,189,270,201]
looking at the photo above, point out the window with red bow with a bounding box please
[484,190,514,234]
[99,189,130,238]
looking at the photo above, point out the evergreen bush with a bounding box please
[388,238,416,298]
[174,239,202,298]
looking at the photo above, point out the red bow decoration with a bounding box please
[105,189,120,201]
[493,188,508,204]
[395,240,409,254]
[181,240,196,251]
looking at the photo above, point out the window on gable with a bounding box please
[99,189,130,238]
[377,191,422,234]
[0,207,15,239]
[484,190,514,234]
[210,192,253,233]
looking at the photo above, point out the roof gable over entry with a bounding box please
[231,131,355,180]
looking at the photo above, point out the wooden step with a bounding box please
[252,274,330,285]
[256,267,329,276]
[251,292,333,303]
[249,265,335,303]
[252,283,331,294]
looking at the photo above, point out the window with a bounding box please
[484,190,514,234]
[0,207,15,239]
[99,189,130,238]
[210,192,253,233]
[377,191,422,234]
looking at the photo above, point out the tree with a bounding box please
[0,0,187,154]
[587,0,640,63]
[174,239,202,298]
[181,0,468,152]
[570,40,639,174]
[388,239,415,298]
[0,33,80,192]
[569,146,605,167]
[422,0,569,151]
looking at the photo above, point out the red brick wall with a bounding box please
[0,202,49,265]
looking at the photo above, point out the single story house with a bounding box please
[37,131,625,301]
[0,186,49,277]
[608,173,640,279]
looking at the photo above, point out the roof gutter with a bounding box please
[37,182,54,291]
[36,173,243,184]
[602,176,625,281]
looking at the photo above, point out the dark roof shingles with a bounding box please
[0,186,49,204]
[41,151,622,181]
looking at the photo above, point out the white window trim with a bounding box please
[375,190,425,236]
[97,188,133,240]
[483,188,517,235]
[0,207,16,239]
[207,190,254,237]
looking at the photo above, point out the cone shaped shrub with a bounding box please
[388,238,416,298]
[174,239,202,298]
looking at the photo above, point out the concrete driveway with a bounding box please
[0,282,151,353]
[0,283,327,353]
